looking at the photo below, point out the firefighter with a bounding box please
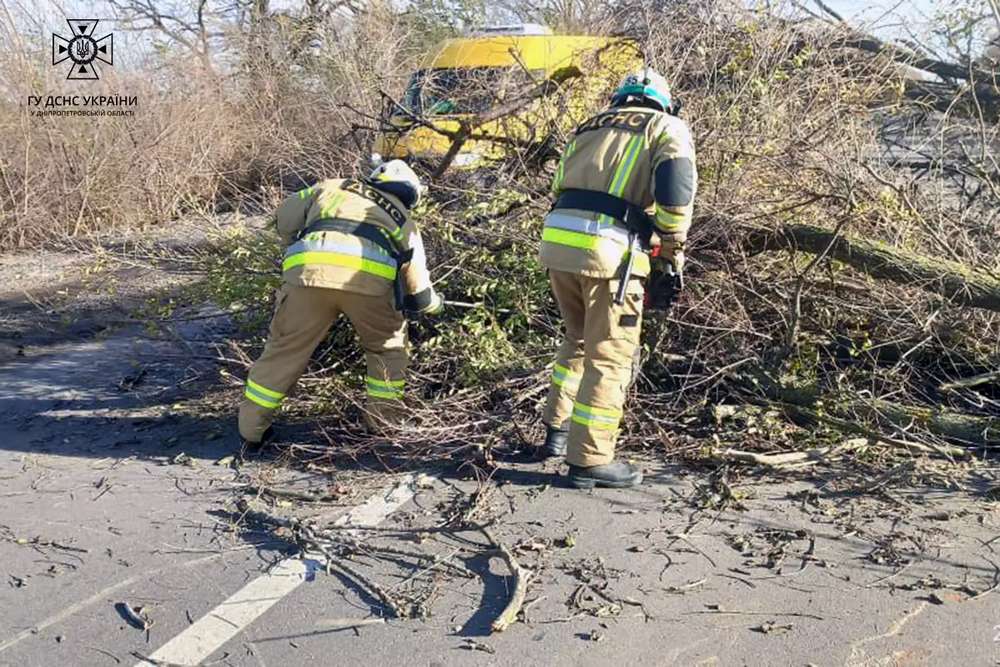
[538,68,697,488]
[238,160,443,450]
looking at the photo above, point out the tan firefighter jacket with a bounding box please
[540,105,697,279]
[274,178,437,313]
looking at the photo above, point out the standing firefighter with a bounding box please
[539,69,696,488]
[238,160,443,449]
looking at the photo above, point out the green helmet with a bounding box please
[610,68,672,113]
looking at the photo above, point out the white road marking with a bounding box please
[0,551,230,655]
[135,474,421,667]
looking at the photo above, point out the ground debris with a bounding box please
[556,533,576,549]
[484,527,531,633]
[459,639,496,654]
[168,452,196,468]
[244,484,348,503]
[927,590,967,605]
[116,602,154,630]
[751,621,794,635]
[84,646,122,664]
[414,473,436,489]
[314,617,386,631]
[694,467,748,511]
[117,368,147,391]
[711,438,865,469]
[234,497,499,622]
[867,537,914,567]
[692,604,823,621]
[664,578,707,594]
[726,527,815,573]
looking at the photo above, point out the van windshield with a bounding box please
[401,67,539,116]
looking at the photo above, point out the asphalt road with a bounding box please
[2,323,1000,666]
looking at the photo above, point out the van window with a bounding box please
[401,67,541,116]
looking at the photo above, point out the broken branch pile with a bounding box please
[198,0,1000,470]
[235,494,530,630]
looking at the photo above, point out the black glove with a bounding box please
[403,289,444,318]
[645,256,683,311]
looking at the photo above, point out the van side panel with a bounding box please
[378,35,642,162]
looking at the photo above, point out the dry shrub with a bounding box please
[0,57,242,248]
[0,3,424,251]
[641,4,1000,390]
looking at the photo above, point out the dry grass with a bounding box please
[0,3,426,251]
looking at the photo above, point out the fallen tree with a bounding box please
[739,370,1000,449]
[196,0,1000,472]
[747,223,1000,313]
[806,0,1000,115]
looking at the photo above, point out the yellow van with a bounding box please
[374,25,640,165]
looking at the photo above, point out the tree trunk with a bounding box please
[737,370,996,448]
[862,399,1000,445]
[747,223,1000,313]
[763,380,1000,447]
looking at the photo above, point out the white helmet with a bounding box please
[369,158,423,208]
[611,68,673,113]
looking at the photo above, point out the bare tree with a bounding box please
[109,0,222,73]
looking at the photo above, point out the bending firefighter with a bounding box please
[539,69,697,488]
[238,160,443,449]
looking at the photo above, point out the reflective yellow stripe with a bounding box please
[554,363,579,379]
[594,135,644,227]
[319,193,346,218]
[571,401,622,431]
[367,388,402,399]
[366,376,404,400]
[573,401,622,419]
[609,135,644,197]
[297,186,315,200]
[244,387,280,409]
[366,377,405,388]
[542,227,598,250]
[282,252,397,279]
[570,401,622,431]
[552,363,581,389]
[655,208,687,232]
[552,140,577,194]
[571,415,620,430]
[247,379,284,400]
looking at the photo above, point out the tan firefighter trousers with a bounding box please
[238,284,408,442]
[542,270,644,467]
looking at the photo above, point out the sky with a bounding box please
[822,0,937,31]
[834,0,934,18]
[2,0,970,69]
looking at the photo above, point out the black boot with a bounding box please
[538,426,568,459]
[239,426,275,457]
[567,461,643,489]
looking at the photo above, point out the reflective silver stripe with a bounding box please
[552,363,581,389]
[284,236,397,269]
[571,401,622,431]
[244,385,281,409]
[544,212,630,246]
